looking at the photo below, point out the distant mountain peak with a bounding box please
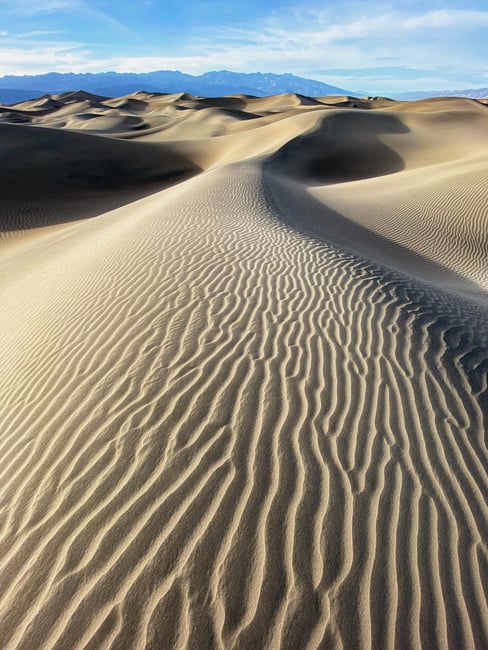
[393,87,488,100]
[0,69,357,105]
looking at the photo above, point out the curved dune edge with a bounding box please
[0,94,488,649]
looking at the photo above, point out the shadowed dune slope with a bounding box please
[0,92,487,649]
[0,123,200,197]
[265,107,488,298]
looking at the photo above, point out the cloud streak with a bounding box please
[0,5,486,93]
[0,43,92,75]
[0,0,81,15]
[0,0,135,36]
[17,30,62,38]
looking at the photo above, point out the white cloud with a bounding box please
[0,7,486,92]
[220,8,488,51]
[402,9,488,29]
[17,30,61,38]
[0,0,80,15]
[0,44,92,74]
[0,0,134,36]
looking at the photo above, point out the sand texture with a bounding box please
[1,91,488,649]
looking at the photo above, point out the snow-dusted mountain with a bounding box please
[0,70,356,104]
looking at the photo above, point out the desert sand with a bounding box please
[0,90,487,649]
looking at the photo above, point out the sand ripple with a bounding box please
[1,93,487,649]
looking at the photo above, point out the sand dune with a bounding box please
[0,91,487,649]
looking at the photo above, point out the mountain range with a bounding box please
[391,87,488,100]
[0,70,486,104]
[0,70,356,105]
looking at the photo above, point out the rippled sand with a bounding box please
[1,91,487,649]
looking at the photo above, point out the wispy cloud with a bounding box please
[179,8,488,90]
[17,30,61,38]
[401,9,488,29]
[0,0,81,15]
[211,8,488,53]
[0,43,92,75]
[0,0,135,36]
[0,5,486,92]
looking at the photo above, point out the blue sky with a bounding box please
[0,0,487,93]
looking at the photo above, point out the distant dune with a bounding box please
[393,87,488,100]
[0,70,357,105]
[1,90,487,649]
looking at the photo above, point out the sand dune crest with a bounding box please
[1,91,487,649]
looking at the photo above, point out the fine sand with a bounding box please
[0,91,487,649]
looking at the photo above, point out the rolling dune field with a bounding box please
[0,90,487,649]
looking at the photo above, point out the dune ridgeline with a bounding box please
[1,90,488,649]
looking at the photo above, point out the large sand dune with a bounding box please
[1,91,487,649]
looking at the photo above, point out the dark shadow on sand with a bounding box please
[0,122,202,232]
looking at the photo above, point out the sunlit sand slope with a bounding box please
[1,92,487,649]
